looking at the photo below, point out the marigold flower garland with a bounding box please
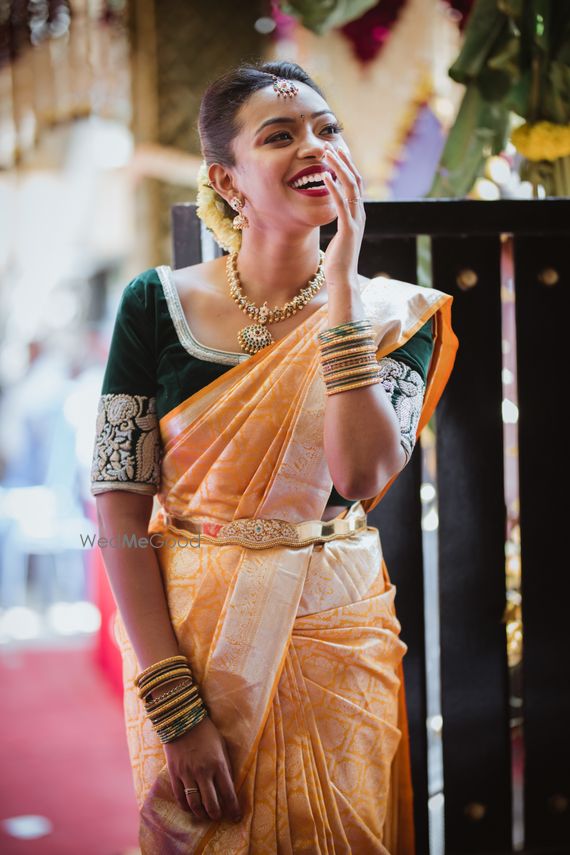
[195,160,242,252]
[511,121,570,162]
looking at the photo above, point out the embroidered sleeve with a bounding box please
[91,393,162,495]
[378,356,426,465]
[90,275,162,496]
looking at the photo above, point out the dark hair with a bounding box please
[198,60,326,169]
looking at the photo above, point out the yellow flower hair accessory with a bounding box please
[511,121,570,162]
[195,160,242,253]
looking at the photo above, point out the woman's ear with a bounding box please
[208,163,237,205]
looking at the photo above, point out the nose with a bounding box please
[297,128,331,161]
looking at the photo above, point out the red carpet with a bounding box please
[0,643,139,855]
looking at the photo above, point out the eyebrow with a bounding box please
[255,110,336,135]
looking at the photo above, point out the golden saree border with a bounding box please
[114,274,457,853]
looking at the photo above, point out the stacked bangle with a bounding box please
[134,654,208,744]
[317,319,380,396]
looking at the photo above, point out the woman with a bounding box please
[91,61,458,854]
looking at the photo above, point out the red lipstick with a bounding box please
[287,164,336,197]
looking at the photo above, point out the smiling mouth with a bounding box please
[288,171,336,190]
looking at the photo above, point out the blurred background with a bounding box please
[0,1,568,853]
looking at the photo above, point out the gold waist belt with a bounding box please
[161,502,367,550]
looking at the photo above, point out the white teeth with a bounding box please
[291,172,327,188]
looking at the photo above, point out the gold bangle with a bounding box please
[145,677,194,707]
[158,707,209,743]
[138,667,194,694]
[322,354,378,373]
[146,685,200,719]
[151,696,205,730]
[158,709,206,740]
[326,366,380,387]
[317,320,373,342]
[155,702,207,736]
[320,344,377,363]
[158,703,208,736]
[145,677,193,705]
[136,660,193,687]
[325,376,381,396]
[135,655,189,686]
[138,666,193,699]
[146,682,199,715]
[325,365,380,384]
[320,334,376,349]
[319,333,375,353]
[323,361,379,380]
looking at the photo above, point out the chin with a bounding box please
[302,200,337,228]
[310,209,337,229]
[319,209,338,226]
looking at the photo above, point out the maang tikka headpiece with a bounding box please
[271,75,299,99]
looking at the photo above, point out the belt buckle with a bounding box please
[216,517,301,547]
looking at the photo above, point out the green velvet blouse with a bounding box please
[90,267,434,505]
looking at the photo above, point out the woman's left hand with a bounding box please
[321,146,365,289]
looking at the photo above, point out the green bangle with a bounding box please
[317,320,372,344]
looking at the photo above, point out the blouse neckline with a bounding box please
[156,265,250,366]
[156,264,333,368]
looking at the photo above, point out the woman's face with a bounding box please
[212,82,348,234]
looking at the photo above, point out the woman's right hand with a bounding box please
[164,715,242,823]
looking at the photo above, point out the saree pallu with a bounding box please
[113,275,458,854]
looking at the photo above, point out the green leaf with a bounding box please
[426,85,510,197]
[278,0,378,34]
[448,0,508,84]
[545,61,570,122]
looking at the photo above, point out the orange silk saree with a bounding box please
[113,274,458,854]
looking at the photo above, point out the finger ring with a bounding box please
[185,787,200,794]
[348,197,361,203]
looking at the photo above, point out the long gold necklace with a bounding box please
[226,250,326,355]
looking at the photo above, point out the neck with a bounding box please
[232,228,325,306]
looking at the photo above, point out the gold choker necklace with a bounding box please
[226,250,326,355]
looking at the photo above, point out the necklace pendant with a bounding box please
[238,323,275,354]
[226,249,326,355]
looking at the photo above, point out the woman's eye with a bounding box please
[267,131,292,142]
[323,123,344,135]
[265,131,291,143]
[266,123,344,144]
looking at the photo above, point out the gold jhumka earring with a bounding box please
[230,197,249,230]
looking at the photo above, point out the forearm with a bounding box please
[323,283,404,498]
[95,494,182,673]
